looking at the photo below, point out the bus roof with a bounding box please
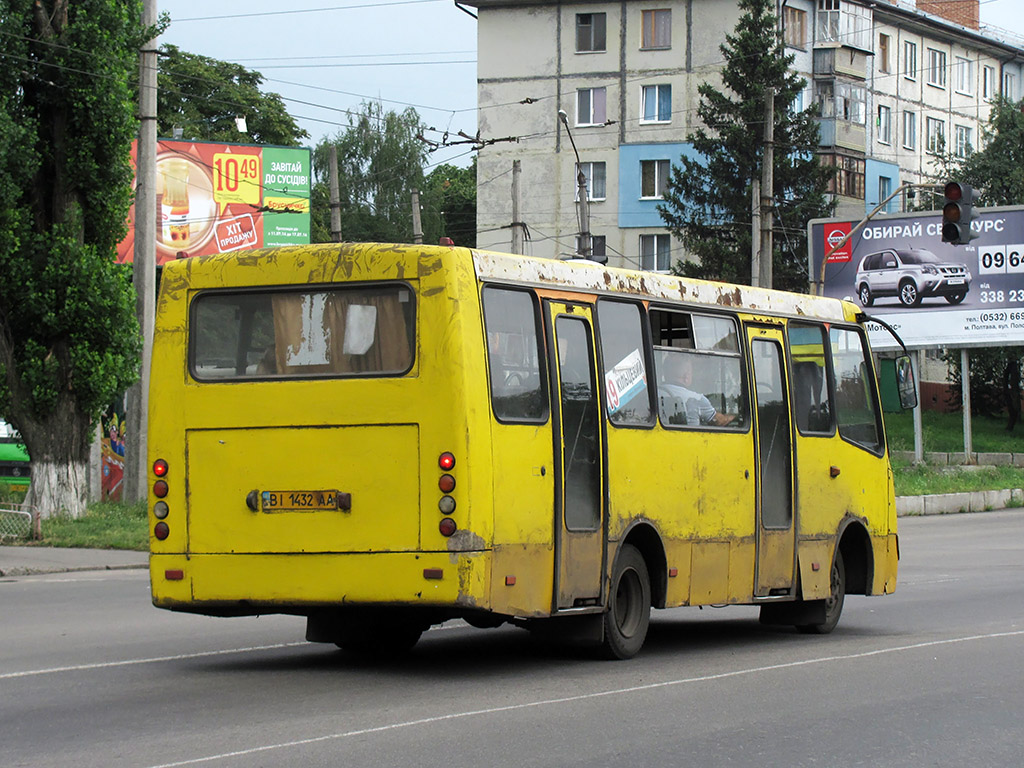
[472,249,856,324]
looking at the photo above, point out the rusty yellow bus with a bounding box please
[148,243,904,659]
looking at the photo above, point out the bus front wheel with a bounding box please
[601,544,651,659]
[798,549,846,635]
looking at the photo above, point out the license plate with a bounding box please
[947,278,964,285]
[261,490,339,512]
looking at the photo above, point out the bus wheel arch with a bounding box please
[618,522,668,609]
[834,517,873,596]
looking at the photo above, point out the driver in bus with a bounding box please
[660,351,735,427]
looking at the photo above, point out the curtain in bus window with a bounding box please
[271,288,412,376]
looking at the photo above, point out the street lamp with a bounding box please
[557,110,591,259]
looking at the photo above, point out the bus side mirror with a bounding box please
[879,355,917,412]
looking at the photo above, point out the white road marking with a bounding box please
[0,643,306,680]
[143,628,1024,768]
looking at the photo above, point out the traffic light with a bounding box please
[941,181,978,245]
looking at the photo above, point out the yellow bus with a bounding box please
[148,243,907,659]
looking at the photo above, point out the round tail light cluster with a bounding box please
[438,451,457,536]
[152,459,170,540]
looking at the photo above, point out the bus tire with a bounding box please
[798,549,845,635]
[600,544,651,659]
[336,617,423,655]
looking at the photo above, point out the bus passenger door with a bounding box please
[746,325,796,597]
[546,302,605,610]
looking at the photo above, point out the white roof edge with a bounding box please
[471,250,852,324]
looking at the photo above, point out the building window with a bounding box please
[639,234,671,271]
[640,159,670,199]
[955,57,973,94]
[822,154,865,199]
[904,40,917,80]
[926,116,946,154]
[577,235,607,260]
[877,105,891,144]
[878,33,890,74]
[927,48,947,87]
[1004,72,1016,100]
[577,162,607,200]
[576,13,606,53]
[640,84,672,123]
[903,110,916,150]
[954,125,972,158]
[879,176,892,210]
[983,65,994,98]
[784,6,806,48]
[576,87,607,126]
[816,80,866,124]
[817,0,839,43]
[641,9,671,49]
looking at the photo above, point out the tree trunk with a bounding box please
[26,459,88,518]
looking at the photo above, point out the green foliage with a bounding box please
[0,1,143,461]
[939,347,1023,422]
[659,0,833,291]
[310,101,430,243]
[157,44,308,147]
[421,159,477,247]
[884,409,1023,453]
[891,461,1024,498]
[36,500,148,550]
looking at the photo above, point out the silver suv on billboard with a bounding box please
[854,248,972,307]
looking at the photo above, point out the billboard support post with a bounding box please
[961,349,974,462]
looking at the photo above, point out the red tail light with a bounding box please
[153,459,168,477]
[439,518,457,537]
[153,480,168,498]
[154,522,170,540]
[439,452,455,471]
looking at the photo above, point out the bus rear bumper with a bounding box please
[149,551,491,614]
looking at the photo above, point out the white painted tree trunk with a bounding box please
[27,460,89,518]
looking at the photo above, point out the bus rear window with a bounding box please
[190,284,415,380]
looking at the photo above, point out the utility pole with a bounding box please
[411,188,423,245]
[760,89,775,289]
[125,0,157,503]
[558,110,590,258]
[751,176,761,287]
[328,145,342,242]
[511,160,524,254]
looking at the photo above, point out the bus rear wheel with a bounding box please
[798,550,845,635]
[336,616,424,655]
[600,544,650,659]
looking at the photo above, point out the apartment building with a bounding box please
[464,0,1024,271]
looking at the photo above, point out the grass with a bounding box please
[30,500,148,551]
[892,458,1024,498]
[883,409,1022,453]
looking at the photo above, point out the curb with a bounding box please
[0,563,147,578]
[896,488,1024,516]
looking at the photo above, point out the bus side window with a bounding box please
[597,300,653,426]
[828,327,883,453]
[788,322,833,435]
[482,286,548,423]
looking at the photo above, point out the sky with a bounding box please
[159,0,480,167]
[159,0,1024,167]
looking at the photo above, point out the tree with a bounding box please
[421,159,477,248]
[157,44,308,146]
[0,0,146,516]
[658,0,833,291]
[311,101,429,244]
[936,96,1024,429]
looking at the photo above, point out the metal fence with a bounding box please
[0,503,38,541]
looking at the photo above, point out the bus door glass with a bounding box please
[746,325,796,596]
[546,302,604,610]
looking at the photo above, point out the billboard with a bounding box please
[809,206,1024,351]
[117,139,311,264]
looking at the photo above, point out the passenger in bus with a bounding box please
[659,352,735,427]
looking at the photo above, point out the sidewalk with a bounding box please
[0,545,147,577]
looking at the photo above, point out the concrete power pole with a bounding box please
[411,188,423,245]
[759,89,775,289]
[125,0,157,503]
[751,176,761,287]
[511,160,523,254]
[328,145,342,242]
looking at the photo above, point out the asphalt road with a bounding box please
[2,510,1023,768]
